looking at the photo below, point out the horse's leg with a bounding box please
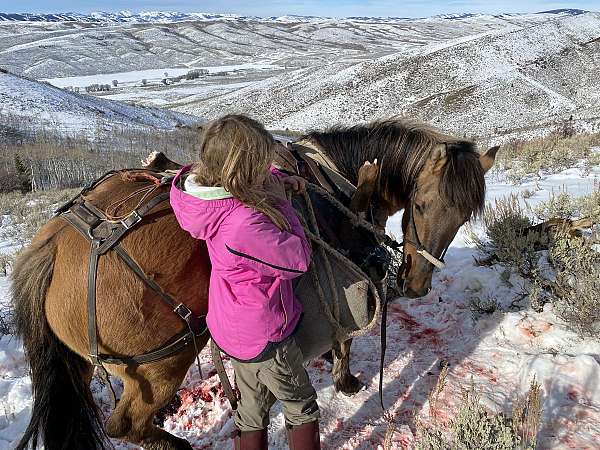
[332,338,364,395]
[105,346,203,450]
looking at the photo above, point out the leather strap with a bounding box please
[95,329,197,366]
[113,244,206,336]
[97,192,170,255]
[58,171,207,368]
[379,293,390,410]
[210,339,238,410]
[87,239,101,365]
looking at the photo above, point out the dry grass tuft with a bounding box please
[512,378,542,449]
[497,132,600,183]
[467,195,544,276]
[428,362,449,420]
[416,378,542,450]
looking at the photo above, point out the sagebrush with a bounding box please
[416,378,541,450]
[496,131,600,183]
[467,195,544,276]
[472,192,600,336]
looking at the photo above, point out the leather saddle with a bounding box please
[273,140,357,203]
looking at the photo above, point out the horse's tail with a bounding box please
[11,228,108,450]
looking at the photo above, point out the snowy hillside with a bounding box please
[0,71,201,135]
[1,160,599,449]
[177,12,600,141]
[0,11,581,79]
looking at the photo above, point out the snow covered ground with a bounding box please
[0,72,201,136]
[42,63,284,89]
[0,162,599,449]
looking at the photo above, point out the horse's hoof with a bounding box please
[335,374,365,396]
[321,351,333,365]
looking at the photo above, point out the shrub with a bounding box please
[534,190,578,221]
[473,192,600,336]
[0,309,12,337]
[496,132,600,182]
[547,233,600,336]
[468,195,544,276]
[533,186,600,223]
[0,253,14,276]
[416,379,541,450]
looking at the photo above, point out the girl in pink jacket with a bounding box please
[170,114,320,449]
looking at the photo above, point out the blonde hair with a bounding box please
[191,114,291,231]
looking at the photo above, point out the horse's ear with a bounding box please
[480,146,500,173]
[431,144,447,173]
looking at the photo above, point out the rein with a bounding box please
[281,143,450,412]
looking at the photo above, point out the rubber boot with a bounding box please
[286,420,321,450]
[233,429,268,450]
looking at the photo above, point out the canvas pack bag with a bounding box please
[289,192,384,361]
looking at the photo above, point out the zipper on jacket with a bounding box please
[225,245,303,274]
[279,285,288,336]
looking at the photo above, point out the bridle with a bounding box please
[403,195,448,269]
[397,191,451,295]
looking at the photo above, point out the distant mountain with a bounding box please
[0,11,247,23]
[0,9,589,24]
[537,9,587,16]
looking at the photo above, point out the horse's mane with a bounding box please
[301,117,486,216]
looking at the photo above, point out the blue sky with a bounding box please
[3,1,599,17]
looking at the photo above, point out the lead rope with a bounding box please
[302,182,396,414]
[301,191,343,335]
[213,189,382,411]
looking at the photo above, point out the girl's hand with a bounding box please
[264,174,288,200]
[282,176,306,194]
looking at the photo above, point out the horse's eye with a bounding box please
[415,203,424,214]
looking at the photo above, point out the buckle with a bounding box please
[88,354,102,366]
[121,211,142,230]
[174,303,193,321]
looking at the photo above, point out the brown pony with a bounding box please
[11,118,498,450]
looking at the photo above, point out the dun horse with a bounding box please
[12,118,498,450]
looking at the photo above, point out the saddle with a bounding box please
[273,140,357,201]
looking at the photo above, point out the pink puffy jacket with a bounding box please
[170,165,311,360]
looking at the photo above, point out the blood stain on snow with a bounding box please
[567,389,579,402]
[389,305,421,330]
[407,328,441,346]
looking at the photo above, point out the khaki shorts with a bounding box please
[231,336,320,431]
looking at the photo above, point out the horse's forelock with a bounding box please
[440,142,486,218]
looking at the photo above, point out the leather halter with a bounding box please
[402,196,448,271]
